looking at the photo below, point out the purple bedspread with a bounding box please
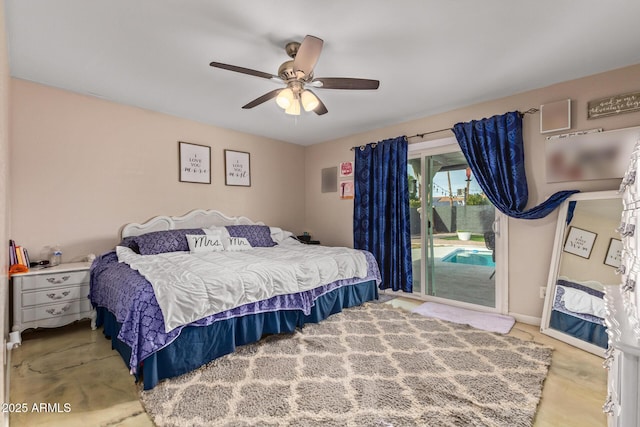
[89,248,381,373]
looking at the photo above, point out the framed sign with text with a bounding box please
[604,238,623,268]
[563,226,597,259]
[179,141,211,184]
[224,150,251,186]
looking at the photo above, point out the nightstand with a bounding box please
[11,262,95,336]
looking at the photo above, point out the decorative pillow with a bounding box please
[226,237,252,251]
[119,236,140,253]
[186,234,225,253]
[269,227,294,244]
[225,225,276,247]
[133,228,205,255]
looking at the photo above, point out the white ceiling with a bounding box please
[5,1,640,146]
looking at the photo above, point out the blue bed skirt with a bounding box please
[549,309,608,349]
[97,279,378,390]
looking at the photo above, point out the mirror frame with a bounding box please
[540,190,621,357]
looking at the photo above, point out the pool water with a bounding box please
[441,249,495,267]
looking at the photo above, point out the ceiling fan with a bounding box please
[209,35,380,116]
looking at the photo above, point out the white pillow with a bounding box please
[226,237,252,251]
[269,227,294,244]
[186,234,225,253]
[203,226,230,239]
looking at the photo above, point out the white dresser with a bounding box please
[603,142,640,427]
[11,262,94,335]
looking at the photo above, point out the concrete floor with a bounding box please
[412,238,496,307]
[9,297,607,426]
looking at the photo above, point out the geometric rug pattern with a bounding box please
[140,303,552,427]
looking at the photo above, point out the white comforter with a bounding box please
[116,241,368,332]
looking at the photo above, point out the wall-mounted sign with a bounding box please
[179,141,211,184]
[588,91,640,119]
[224,149,251,187]
[563,226,597,259]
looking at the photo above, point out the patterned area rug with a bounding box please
[140,304,552,427]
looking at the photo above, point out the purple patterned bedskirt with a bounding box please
[89,249,381,373]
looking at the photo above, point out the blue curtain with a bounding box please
[452,111,578,219]
[353,136,413,292]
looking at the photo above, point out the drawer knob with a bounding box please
[45,291,71,300]
[46,275,71,284]
[620,170,636,190]
[602,395,616,415]
[623,279,636,293]
[603,354,615,370]
[45,305,71,316]
[623,224,636,237]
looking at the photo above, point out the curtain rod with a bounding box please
[350,108,539,150]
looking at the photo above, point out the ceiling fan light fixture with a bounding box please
[276,88,294,109]
[300,90,319,112]
[284,99,301,115]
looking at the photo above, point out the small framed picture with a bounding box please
[340,161,354,177]
[340,180,354,199]
[563,226,597,259]
[224,150,251,186]
[604,238,623,268]
[540,99,571,134]
[179,141,211,184]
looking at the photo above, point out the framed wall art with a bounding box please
[339,161,354,177]
[540,99,571,134]
[224,149,251,186]
[340,180,354,200]
[604,238,623,268]
[179,141,211,184]
[563,226,597,259]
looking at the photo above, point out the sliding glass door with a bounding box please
[409,141,506,311]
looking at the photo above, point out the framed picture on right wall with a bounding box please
[604,238,622,268]
[224,149,251,187]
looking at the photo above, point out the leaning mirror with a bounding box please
[540,190,622,357]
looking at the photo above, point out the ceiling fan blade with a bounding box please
[210,61,280,82]
[311,77,380,90]
[242,89,282,109]
[293,35,323,76]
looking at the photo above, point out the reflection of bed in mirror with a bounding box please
[549,276,607,349]
[541,190,622,356]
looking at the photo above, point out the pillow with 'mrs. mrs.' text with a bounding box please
[186,234,225,253]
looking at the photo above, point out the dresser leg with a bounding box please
[90,309,97,330]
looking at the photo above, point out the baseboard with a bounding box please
[509,312,541,326]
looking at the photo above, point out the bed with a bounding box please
[89,210,381,390]
[548,276,608,349]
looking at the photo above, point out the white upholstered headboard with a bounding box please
[120,209,263,238]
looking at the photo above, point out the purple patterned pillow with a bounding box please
[119,236,140,253]
[225,225,276,247]
[133,228,205,255]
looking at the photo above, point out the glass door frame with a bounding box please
[408,137,509,314]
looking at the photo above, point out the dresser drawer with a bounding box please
[17,269,90,291]
[21,297,92,323]
[21,284,90,308]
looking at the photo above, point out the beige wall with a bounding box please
[10,79,306,262]
[304,63,640,320]
[0,0,9,407]
[559,208,620,287]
